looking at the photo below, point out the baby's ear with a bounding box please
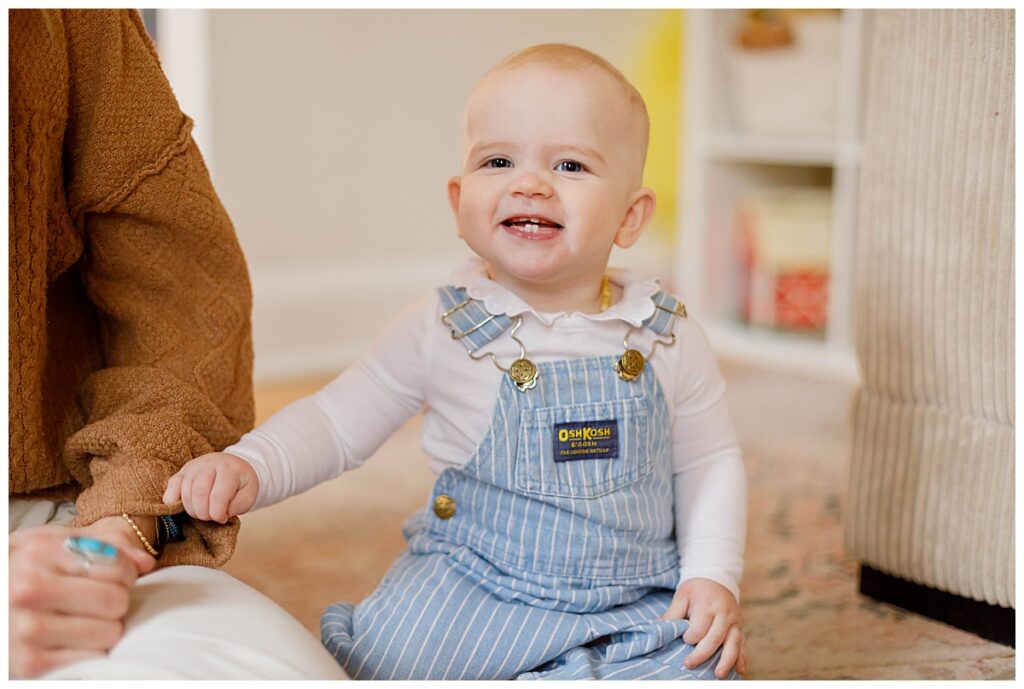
[614,187,656,249]
[447,177,464,238]
[447,176,462,215]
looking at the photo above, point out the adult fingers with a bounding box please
[43,572,133,621]
[55,548,137,589]
[11,541,135,635]
[77,520,155,577]
[10,646,105,679]
[10,530,135,590]
[9,524,73,549]
[714,624,744,678]
[684,613,729,670]
[11,608,123,652]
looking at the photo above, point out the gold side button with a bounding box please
[433,494,456,520]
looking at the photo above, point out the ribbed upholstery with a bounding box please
[845,9,1014,608]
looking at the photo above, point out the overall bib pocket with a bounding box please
[515,397,651,499]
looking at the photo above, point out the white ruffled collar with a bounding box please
[448,256,661,327]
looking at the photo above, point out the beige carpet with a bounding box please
[223,362,1015,680]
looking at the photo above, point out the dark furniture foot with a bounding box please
[859,564,1015,648]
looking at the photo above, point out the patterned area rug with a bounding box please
[224,364,1014,680]
[724,365,1014,680]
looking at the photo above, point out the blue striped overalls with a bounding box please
[320,286,739,680]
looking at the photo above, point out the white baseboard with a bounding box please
[249,240,674,382]
[250,252,469,381]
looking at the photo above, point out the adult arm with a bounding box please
[58,9,254,567]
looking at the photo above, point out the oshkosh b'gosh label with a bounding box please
[553,420,619,462]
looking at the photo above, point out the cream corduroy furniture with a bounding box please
[845,8,1014,619]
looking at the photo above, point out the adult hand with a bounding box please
[8,517,156,678]
[660,577,747,678]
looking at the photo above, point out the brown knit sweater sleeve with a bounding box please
[59,10,255,567]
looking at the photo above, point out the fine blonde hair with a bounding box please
[485,43,650,165]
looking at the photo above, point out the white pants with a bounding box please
[11,500,348,680]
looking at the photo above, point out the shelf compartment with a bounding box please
[704,131,838,166]
[677,9,868,382]
[700,162,833,332]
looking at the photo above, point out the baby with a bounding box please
[164,43,748,680]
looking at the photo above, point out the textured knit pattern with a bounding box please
[320,288,736,680]
[844,10,1015,607]
[8,9,255,566]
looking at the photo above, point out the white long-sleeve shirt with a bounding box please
[227,258,747,599]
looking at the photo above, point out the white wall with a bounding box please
[163,9,674,380]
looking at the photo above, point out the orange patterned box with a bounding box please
[734,187,832,333]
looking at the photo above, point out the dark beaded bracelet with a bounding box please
[159,513,186,542]
[154,515,165,551]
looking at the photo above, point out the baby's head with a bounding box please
[448,44,656,310]
[477,44,651,183]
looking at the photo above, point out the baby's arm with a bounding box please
[163,452,259,522]
[661,320,748,677]
[163,294,433,518]
[665,454,747,678]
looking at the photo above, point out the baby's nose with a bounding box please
[508,171,553,198]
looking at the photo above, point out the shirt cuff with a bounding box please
[677,566,741,603]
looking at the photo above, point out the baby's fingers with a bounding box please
[185,468,217,522]
[714,624,744,678]
[681,607,712,646]
[684,614,728,670]
[207,468,240,523]
[162,472,184,506]
[226,480,258,519]
[659,593,689,621]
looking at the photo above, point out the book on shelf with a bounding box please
[734,186,832,335]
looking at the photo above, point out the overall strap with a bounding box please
[641,290,688,336]
[437,285,515,354]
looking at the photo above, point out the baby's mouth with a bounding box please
[501,216,564,234]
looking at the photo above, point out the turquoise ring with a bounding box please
[64,536,118,571]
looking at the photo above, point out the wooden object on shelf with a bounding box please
[735,10,793,50]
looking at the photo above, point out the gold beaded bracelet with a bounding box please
[121,512,160,557]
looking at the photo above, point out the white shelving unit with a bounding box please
[676,9,868,384]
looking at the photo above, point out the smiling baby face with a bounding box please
[447,45,655,311]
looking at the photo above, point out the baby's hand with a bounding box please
[660,577,747,678]
[162,452,259,523]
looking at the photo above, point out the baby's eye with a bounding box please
[485,157,513,169]
[555,160,586,173]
